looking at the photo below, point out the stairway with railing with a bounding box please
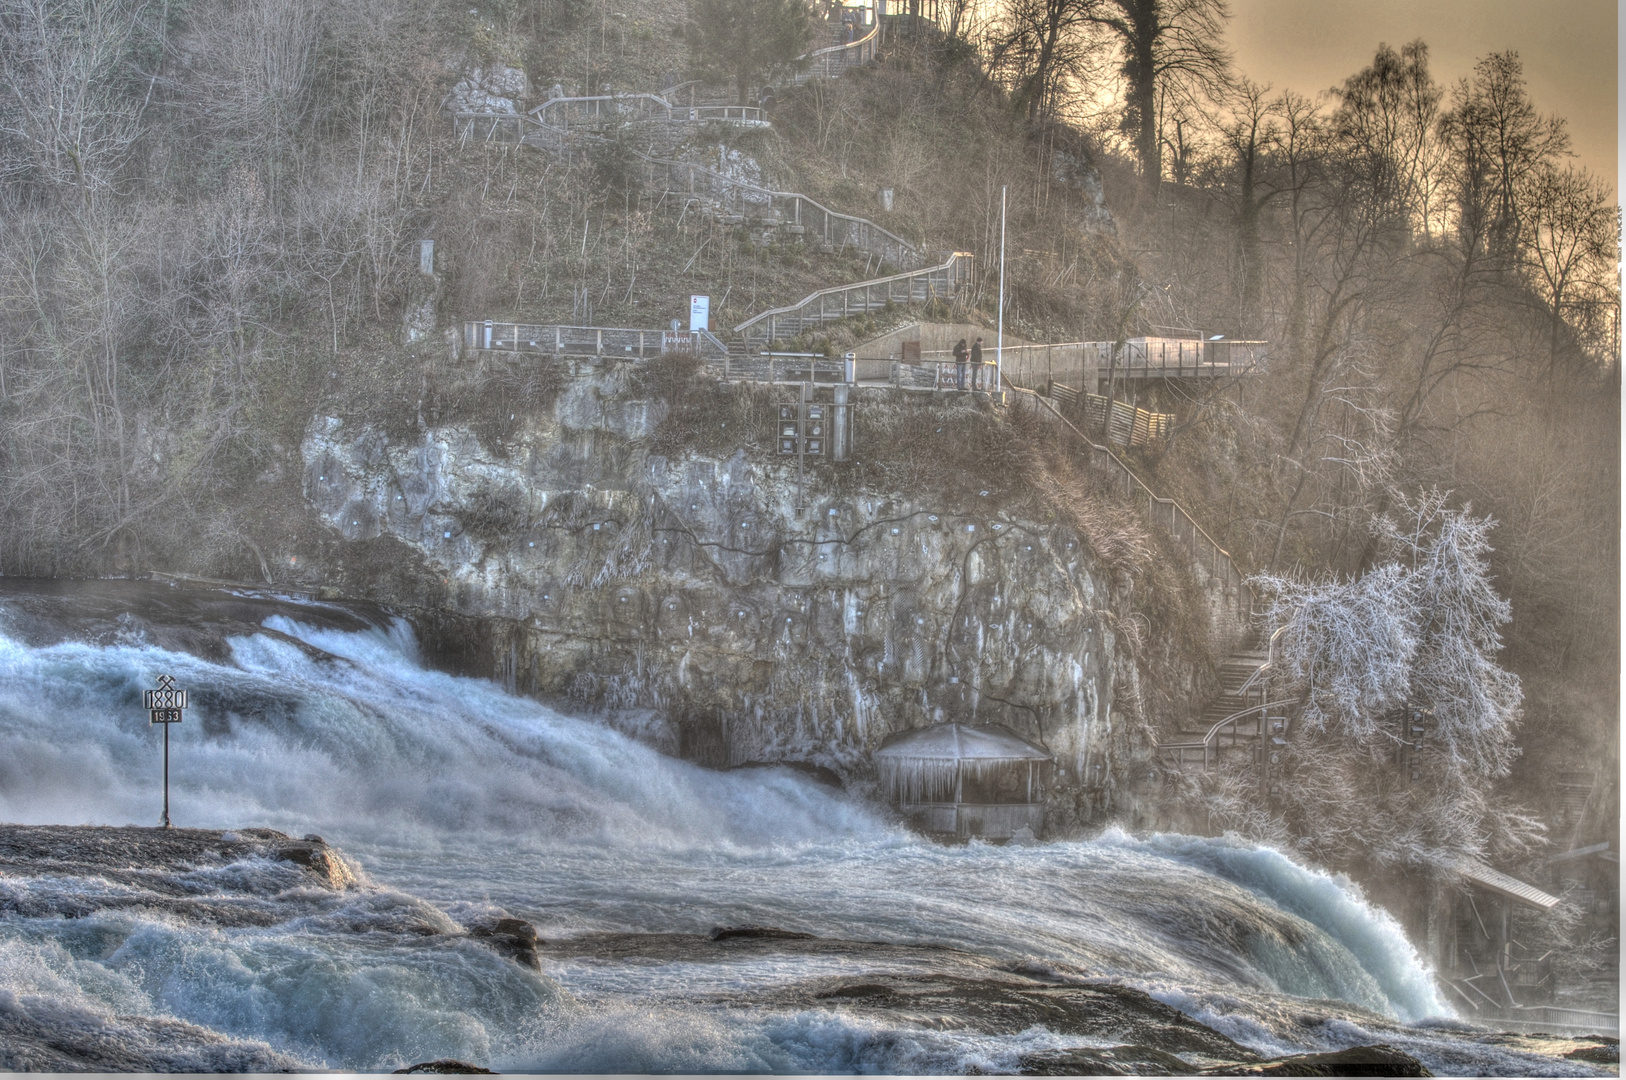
[632,156,927,270]
[1157,626,1291,773]
[529,93,770,133]
[1002,382,1254,631]
[793,18,879,83]
[999,377,1293,778]
[732,252,974,351]
[449,7,956,360]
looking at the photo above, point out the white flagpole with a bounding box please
[996,185,1006,396]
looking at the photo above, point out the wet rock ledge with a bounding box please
[0,823,357,892]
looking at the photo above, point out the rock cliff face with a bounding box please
[302,360,1170,829]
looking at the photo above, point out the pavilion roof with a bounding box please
[873,723,1050,763]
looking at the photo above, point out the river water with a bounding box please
[0,587,1606,1074]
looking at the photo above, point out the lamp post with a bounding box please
[144,674,187,828]
[996,185,1006,398]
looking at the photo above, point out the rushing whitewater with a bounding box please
[0,592,1604,1075]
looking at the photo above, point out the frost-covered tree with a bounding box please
[1247,491,1537,871]
[1378,491,1523,778]
[1260,562,1415,741]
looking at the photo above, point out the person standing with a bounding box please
[952,338,969,389]
[969,337,984,390]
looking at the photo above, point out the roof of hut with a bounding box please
[874,723,1050,762]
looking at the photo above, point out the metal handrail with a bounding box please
[644,156,925,267]
[1001,379,1256,617]
[528,93,675,125]
[794,21,879,84]
[461,321,728,359]
[1159,700,1291,770]
[731,251,972,339]
[1161,699,1290,750]
[505,117,926,269]
[1236,624,1288,700]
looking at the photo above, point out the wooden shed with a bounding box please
[874,723,1051,841]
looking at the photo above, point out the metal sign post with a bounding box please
[144,674,187,828]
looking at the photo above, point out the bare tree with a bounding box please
[0,0,163,204]
[1083,0,1230,192]
[1328,41,1445,239]
[1439,52,1570,261]
[988,0,1103,122]
[170,0,319,202]
[687,0,810,106]
[1518,164,1620,381]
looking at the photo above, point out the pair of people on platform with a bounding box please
[952,337,989,391]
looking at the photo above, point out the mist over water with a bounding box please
[0,598,1599,1075]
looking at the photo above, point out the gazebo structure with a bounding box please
[874,723,1052,841]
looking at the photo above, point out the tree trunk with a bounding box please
[1128,0,1159,192]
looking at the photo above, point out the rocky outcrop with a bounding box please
[0,824,357,897]
[1199,1043,1433,1076]
[394,1061,497,1075]
[0,993,304,1073]
[298,359,1212,828]
[468,916,543,970]
[445,64,531,115]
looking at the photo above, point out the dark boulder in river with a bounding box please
[1200,1042,1433,1076]
[394,1059,498,1074]
[468,916,543,969]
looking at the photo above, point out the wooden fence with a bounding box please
[1049,384,1172,448]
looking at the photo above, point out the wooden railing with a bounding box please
[1046,382,1171,448]
[732,252,974,349]
[1003,382,1255,620]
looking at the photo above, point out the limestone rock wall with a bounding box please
[302,362,1160,828]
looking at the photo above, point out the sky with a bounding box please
[1226,0,1618,194]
